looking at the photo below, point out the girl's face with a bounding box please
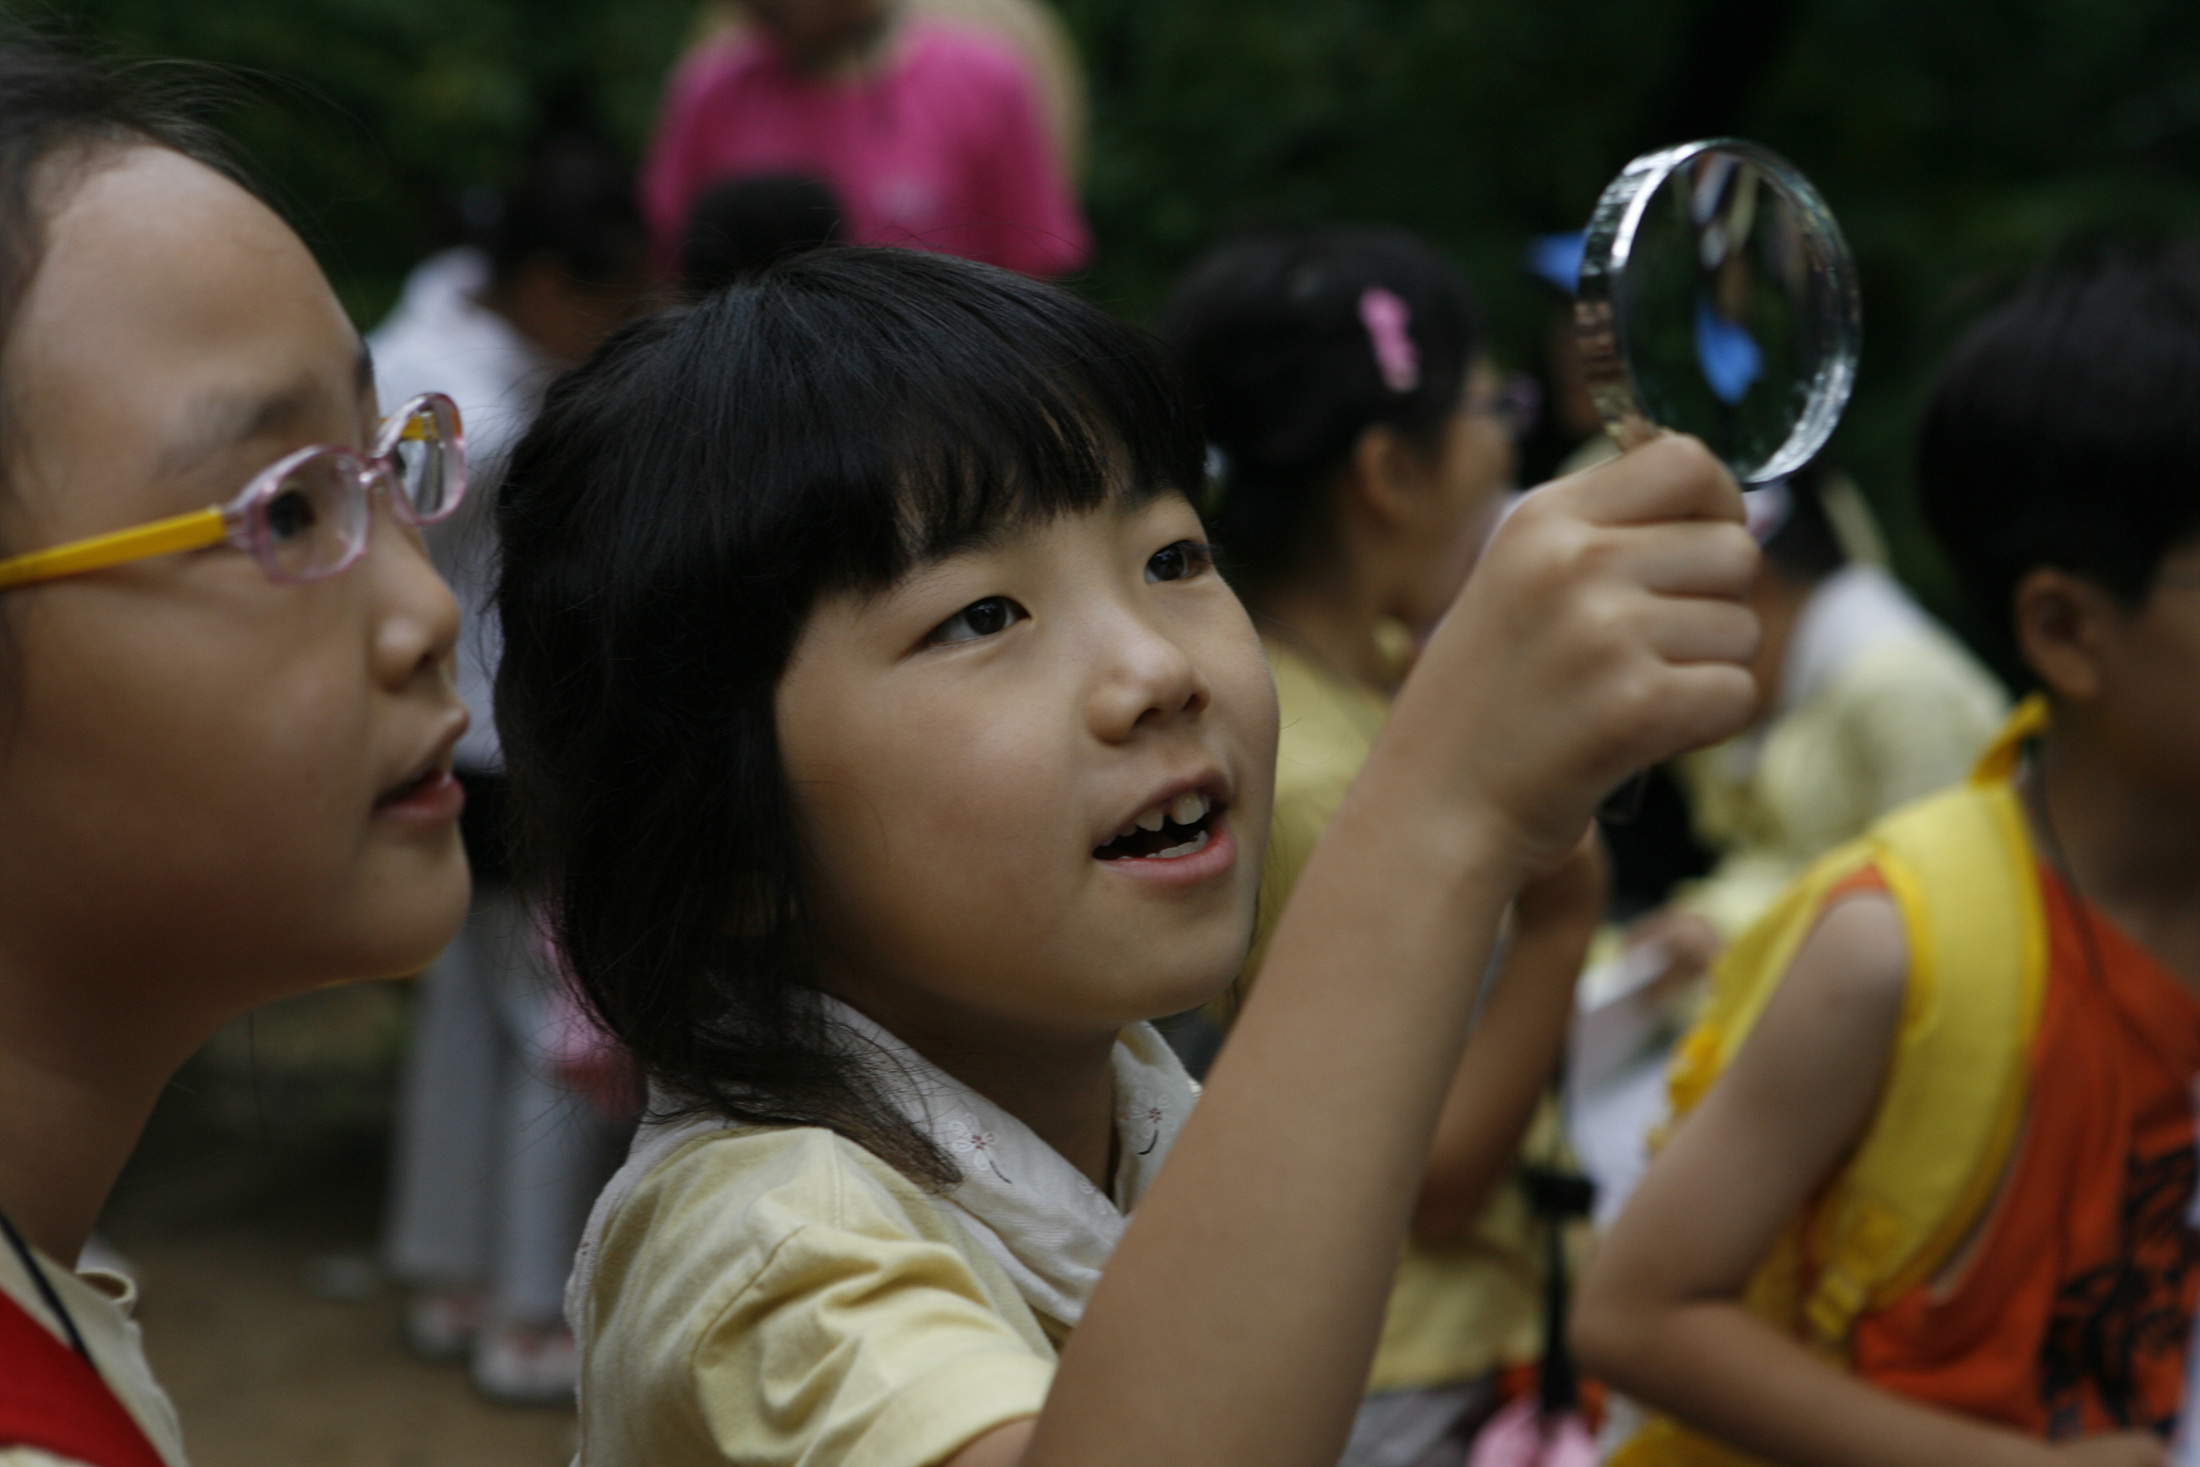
[0,148,469,1023]
[1394,359,1517,631]
[777,491,1279,1040]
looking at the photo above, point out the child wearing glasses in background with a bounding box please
[0,46,471,1467]
[491,244,1760,1467]
[1156,227,1603,1466]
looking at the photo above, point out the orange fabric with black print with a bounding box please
[1839,863,2200,1439]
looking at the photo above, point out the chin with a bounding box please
[348,862,473,981]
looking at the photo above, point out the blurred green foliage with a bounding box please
[26,0,2200,622]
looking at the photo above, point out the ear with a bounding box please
[1341,424,1424,532]
[2012,566,2115,702]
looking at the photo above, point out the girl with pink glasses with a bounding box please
[0,45,471,1466]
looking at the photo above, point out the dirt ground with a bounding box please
[98,982,576,1467]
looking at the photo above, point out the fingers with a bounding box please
[1553,434,1746,528]
[1633,593,1761,666]
[1604,518,1760,600]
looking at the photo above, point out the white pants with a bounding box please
[381,887,625,1326]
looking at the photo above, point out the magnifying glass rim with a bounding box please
[1574,137,1862,485]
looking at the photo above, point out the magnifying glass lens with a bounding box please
[1577,139,1859,486]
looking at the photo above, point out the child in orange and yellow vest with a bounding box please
[1574,249,2200,1467]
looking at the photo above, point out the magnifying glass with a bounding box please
[1575,137,1859,484]
[1572,138,1860,815]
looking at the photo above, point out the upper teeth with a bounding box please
[1127,791,1210,836]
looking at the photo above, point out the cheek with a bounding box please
[1194,599,1281,859]
[0,588,378,953]
[789,680,1077,962]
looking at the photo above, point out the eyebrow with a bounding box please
[157,343,375,481]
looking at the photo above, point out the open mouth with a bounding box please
[375,764,446,810]
[1094,790,1223,861]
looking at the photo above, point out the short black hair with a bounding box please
[1919,249,2200,653]
[682,172,844,296]
[494,247,1203,1185]
[484,129,643,290]
[1156,227,1481,586]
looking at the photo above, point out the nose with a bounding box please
[364,497,462,695]
[1083,595,1210,744]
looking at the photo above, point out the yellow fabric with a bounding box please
[1241,638,1391,990]
[1239,637,1553,1393]
[576,1126,1056,1467]
[1614,702,2050,1467]
[1673,624,2007,941]
[0,1240,189,1467]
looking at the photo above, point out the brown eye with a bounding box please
[1146,540,1214,584]
[264,487,321,544]
[929,596,1026,645]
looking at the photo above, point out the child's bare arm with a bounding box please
[1415,832,1604,1241]
[950,437,1758,1467]
[1574,894,2163,1467]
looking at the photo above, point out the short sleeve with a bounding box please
[581,1128,1053,1467]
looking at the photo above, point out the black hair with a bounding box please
[494,247,1204,1185]
[1919,249,2200,655]
[483,128,643,290]
[1761,460,1847,585]
[682,172,845,296]
[1155,227,1481,586]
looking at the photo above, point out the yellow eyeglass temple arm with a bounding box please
[0,506,228,591]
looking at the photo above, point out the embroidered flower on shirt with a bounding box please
[944,1116,1013,1184]
[1137,1104,1166,1156]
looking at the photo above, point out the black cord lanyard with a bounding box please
[0,1202,96,1367]
[2023,757,2112,999]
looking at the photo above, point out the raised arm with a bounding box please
[1571,891,2166,1467]
[1415,831,1604,1242]
[956,436,1760,1467]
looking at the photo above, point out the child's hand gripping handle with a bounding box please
[1392,434,1760,887]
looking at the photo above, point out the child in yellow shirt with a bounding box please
[493,246,1761,1467]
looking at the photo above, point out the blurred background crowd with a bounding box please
[47,0,2200,1463]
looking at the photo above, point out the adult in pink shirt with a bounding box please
[641,0,1090,279]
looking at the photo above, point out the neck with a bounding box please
[0,959,205,1264]
[1256,564,1396,693]
[771,6,900,77]
[834,987,1122,1190]
[2033,715,2200,989]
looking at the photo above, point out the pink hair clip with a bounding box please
[1358,286,1420,394]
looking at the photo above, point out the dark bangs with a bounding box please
[494,247,1202,1185]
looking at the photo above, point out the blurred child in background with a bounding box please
[1566,464,2006,1217]
[641,0,1087,280]
[1160,227,1605,1467]
[680,171,844,294]
[373,125,647,1406]
[0,44,471,1463]
[1578,249,2200,1467]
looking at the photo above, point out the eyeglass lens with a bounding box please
[261,453,374,581]
[389,398,460,521]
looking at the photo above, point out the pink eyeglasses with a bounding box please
[0,392,467,592]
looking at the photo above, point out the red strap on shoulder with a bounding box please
[0,1285,167,1467]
